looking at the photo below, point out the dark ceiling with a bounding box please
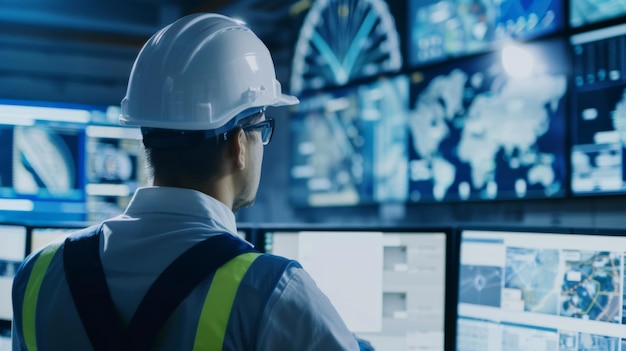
[0,0,308,50]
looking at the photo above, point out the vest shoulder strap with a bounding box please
[21,240,64,351]
[63,228,256,351]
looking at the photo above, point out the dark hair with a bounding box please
[144,112,263,185]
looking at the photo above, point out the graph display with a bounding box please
[264,229,448,351]
[456,229,626,351]
[290,0,403,95]
[408,0,564,67]
[85,125,146,222]
[290,75,409,207]
[571,24,626,195]
[408,38,568,202]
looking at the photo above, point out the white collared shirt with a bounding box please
[99,186,360,350]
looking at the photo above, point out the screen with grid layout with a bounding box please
[263,228,448,351]
[456,229,626,351]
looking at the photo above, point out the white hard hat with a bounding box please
[120,13,298,133]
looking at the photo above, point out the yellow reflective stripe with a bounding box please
[22,242,63,351]
[193,252,261,351]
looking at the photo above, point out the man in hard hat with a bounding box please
[11,13,361,350]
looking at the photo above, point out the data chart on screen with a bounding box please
[571,24,626,196]
[408,0,564,67]
[290,75,409,207]
[85,124,147,222]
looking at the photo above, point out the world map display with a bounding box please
[408,39,568,202]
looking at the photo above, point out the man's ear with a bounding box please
[232,128,246,170]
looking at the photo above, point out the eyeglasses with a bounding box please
[241,117,275,145]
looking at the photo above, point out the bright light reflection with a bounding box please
[501,44,534,78]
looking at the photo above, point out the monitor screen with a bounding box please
[0,99,139,223]
[570,0,626,28]
[85,125,147,222]
[289,0,403,96]
[407,38,568,202]
[0,99,121,223]
[570,24,626,195]
[30,227,79,254]
[456,229,626,350]
[264,229,448,351]
[0,225,27,321]
[408,0,564,67]
[289,75,409,207]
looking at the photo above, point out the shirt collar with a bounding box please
[123,186,237,233]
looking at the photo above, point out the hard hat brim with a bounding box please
[272,93,299,106]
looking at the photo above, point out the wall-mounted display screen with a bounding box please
[0,224,26,321]
[85,125,146,222]
[408,0,564,67]
[0,100,91,223]
[290,75,409,207]
[263,229,448,351]
[456,229,626,350]
[289,0,403,96]
[570,0,626,28]
[0,99,143,223]
[408,38,568,202]
[570,24,626,196]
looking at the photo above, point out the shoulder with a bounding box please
[14,224,101,286]
[252,253,302,270]
[238,253,302,292]
[253,256,360,350]
[253,254,333,316]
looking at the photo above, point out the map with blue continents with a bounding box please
[407,39,568,202]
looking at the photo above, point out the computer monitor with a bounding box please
[408,37,568,202]
[408,0,565,67]
[262,227,450,351]
[0,99,123,223]
[85,124,147,222]
[0,224,27,321]
[455,228,626,350]
[570,24,626,195]
[289,75,409,207]
[288,0,403,96]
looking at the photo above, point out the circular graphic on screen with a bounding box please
[290,0,403,96]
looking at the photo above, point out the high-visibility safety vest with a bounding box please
[13,225,295,351]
